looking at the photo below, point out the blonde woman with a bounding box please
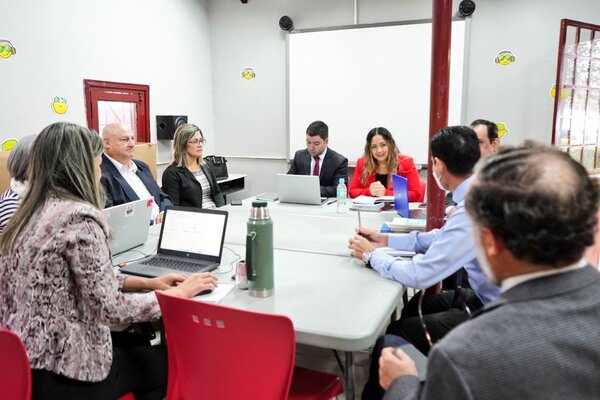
[161,124,225,208]
[349,127,422,200]
[0,122,216,400]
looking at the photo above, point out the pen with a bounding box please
[358,210,362,227]
[327,199,337,205]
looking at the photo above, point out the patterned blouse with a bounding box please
[0,197,161,382]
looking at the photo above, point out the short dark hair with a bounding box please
[470,119,498,141]
[306,121,328,140]
[430,126,480,177]
[466,142,600,267]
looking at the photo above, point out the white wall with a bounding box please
[0,0,214,164]
[208,0,600,199]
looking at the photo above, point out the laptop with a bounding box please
[276,174,326,205]
[105,199,153,256]
[120,206,229,278]
[392,174,427,219]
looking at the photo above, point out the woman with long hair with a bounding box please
[0,122,215,400]
[349,127,422,201]
[161,124,224,208]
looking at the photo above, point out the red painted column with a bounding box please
[426,0,453,231]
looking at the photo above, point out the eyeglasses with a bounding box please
[188,138,206,145]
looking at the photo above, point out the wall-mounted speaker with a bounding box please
[279,16,294,31]
[458,0,476,17]
[156,115,188,140]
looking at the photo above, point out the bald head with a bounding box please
[102,123,135,164]
[466,142,600,268]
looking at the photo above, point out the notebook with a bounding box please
[392,174,427,219]
[120,206,228,278]
[276,174,326,205]
[105,199,153,256]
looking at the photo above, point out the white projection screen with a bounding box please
[288,20,466,165]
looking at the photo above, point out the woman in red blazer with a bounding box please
[349,127,422,201]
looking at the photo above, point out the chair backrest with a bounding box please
[0,329,32,400]
[134,143,157,181]
[156,291,296,400]
[0,150,11,193]
[418,178,426,203]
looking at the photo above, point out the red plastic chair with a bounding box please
[0,329,31,400]
[418,179,426,203]
[156,291,343,400]
[0,329,135,400]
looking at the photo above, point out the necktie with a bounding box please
[312,156,320,176]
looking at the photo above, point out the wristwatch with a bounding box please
[362,251,373,265]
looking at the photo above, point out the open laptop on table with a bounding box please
[276,174,327,205]
[120,206,228,278]
[392,174,427,219]
[105,199,153,256]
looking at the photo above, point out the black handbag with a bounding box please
[204,155,229,180]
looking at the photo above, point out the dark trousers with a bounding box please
[32,345,167,400]
[387,288,483,355]
[362,335,411,400]
[361,289,483,400]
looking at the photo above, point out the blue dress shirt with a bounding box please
[369,177,501,304]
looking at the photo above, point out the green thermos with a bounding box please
[246,201,274,297]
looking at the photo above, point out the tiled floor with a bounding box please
[295,343,371,400]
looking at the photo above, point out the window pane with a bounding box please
[98,101,138,140]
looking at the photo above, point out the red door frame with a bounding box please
[83,80,150,142]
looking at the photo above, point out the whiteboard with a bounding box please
[288,20,466,165]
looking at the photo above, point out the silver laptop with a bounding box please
[277,174,326,205]
[105,199,153,256]
[120,206,228,278]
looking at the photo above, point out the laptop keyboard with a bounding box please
[409,208,427,219]
[141,257,213,273]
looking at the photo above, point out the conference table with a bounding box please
[114,198,405,400]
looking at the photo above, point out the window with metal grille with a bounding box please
[552,19,600,172]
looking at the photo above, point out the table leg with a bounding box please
[345,351,355,400]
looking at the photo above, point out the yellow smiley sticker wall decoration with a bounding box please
[52,97,68,114]
[0,39,16,60]
[496,122,509,138]
[1,138,18,151]
[495,50,515,66]
[242,68,256,80]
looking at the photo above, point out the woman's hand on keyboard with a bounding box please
[164,272,218,298]
[148,273,188,290]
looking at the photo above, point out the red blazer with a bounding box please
[349,155,422,201]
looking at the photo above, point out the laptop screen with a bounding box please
[392,174,410,218]
[159,208,227,257]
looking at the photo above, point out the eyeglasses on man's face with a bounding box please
[188,138,206,145]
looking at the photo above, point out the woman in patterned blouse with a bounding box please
[0,122,216,400]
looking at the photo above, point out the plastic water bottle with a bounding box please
[336,178,348,214]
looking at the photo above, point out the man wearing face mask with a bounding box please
[350,126,501,348]
[379,143,600,400]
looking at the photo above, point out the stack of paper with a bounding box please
[353,195,394,204]
[384,217,426,232]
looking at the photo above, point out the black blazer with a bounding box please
[287,147,348,197]
[100,154,173,211]
[161,163,225,208]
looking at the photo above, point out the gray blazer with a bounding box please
[384,265,600,400]
[287,147,348,197]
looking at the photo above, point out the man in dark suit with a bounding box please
[380,143,600,399]
[101,122,172,224]
[287,120,348,197]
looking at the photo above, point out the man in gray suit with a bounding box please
[380,143,600,400]
[288,120,348,197]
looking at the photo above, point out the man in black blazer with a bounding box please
[100,122,172,224]
[287,120,348,197]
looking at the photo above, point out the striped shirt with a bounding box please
[192,169,217,209]
[0,189,19,233]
